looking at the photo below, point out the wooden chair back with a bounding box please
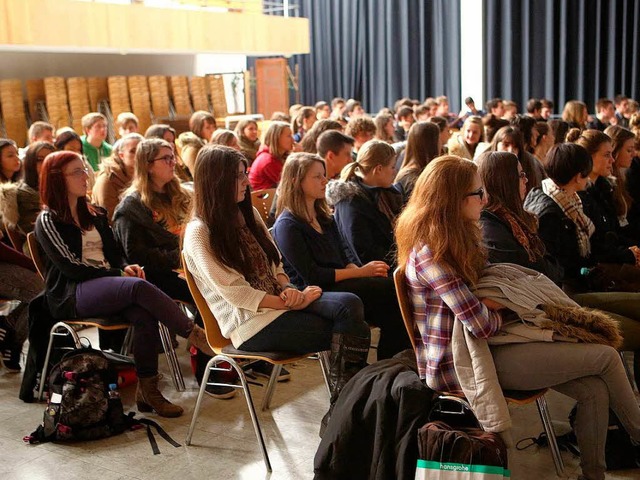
[26,232,46,281]
[393,267,417,351]
[250,188,276,224]
[181,252,229,354]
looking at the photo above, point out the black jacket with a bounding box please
[524,188,594,284]
[112,192,181,271]
[578,176,636,265]
[34,208,126,319]
[479,210,564,285]
[625,157,640,239]
[326,178,402,268]
[314,350,433,480]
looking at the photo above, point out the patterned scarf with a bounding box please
[238,225,281,296]
[541,178,595,257]
[491,205,546,262]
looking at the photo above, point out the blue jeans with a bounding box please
[75,276,194,377]
[239,291,370,353]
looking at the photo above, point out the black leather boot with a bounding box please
[321,332,370,436]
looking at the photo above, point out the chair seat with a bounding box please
[438,388,549,405]
[63,316,130,330]
[220,344,308,363]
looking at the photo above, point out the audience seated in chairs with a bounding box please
[249,121,294,191]
[181,145,370,415]
[316,130,354,180]
[395,154,640,480]
[34,150,212,417]
[395,121,441,200]
[326,140,403,269]
[92,133,143,221]
[479,150,640,388]
[0,241,43,372]
[272,152,411,360]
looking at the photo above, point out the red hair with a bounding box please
[39,151,96,230]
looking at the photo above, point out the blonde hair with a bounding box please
[262,121,292,160]
[395,155,486,284]
[462,116,485,141]
[340,139,396,182]
[276,152,332,223]
[561,100,587,127]
[126,138,191,226]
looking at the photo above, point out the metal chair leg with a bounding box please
[185,354,272,472]
[38,322,81,401]
[261,364,282,411]
[536,396,565,477]
[158,323,185,392]
[120,326,134,356]
[318,350,331,398]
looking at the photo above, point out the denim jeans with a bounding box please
[239,291,370,353]
[326,276,412,359]
[75,276,193,377]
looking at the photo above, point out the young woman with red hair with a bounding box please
[34,151,212,418]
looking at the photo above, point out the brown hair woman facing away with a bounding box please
[395,121,441,200]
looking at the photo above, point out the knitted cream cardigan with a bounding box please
[182,210,288,348]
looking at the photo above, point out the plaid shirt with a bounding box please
[406,244,502,393]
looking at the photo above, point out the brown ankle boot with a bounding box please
[136,375,184,418]
[187,325,215,356]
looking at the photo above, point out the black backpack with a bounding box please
[24,348,180,454]
[27,348,128,442]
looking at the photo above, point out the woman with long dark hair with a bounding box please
[395,122,441,199]
[182,145,370,411]
[35,151,212,417]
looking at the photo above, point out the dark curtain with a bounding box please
[253,0,461,112]
[484,0,640,112]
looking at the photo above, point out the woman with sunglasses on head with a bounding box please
[396,154,640,480]
[182,146,370,417]
[35,151,213,417]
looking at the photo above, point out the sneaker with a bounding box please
[245,360,291,382]
[2,348,21,373]
[204,384,237,399]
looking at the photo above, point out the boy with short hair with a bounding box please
[81,112,112,171]
[345,117,376,160]
[317,130,355,179]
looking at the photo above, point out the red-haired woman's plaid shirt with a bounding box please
[406,245,502,393]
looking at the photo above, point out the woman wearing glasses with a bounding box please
[35,151,213,417]
[396,155,640,480]
[112,139,236,399]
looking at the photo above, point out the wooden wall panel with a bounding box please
[0,0,309,55]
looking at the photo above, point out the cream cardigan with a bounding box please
[182,210,288,348]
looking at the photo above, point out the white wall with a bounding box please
[459,0,484,110]
[0,52,198,81]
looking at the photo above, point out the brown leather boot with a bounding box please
[136,374,184,418]
[187,325,215,357]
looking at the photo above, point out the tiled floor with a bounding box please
[1,332,639,480]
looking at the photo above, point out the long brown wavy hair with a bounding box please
[193,145,279,275]
[395,155,486,284]
[276,152,332,223]
[126,138,191,227]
